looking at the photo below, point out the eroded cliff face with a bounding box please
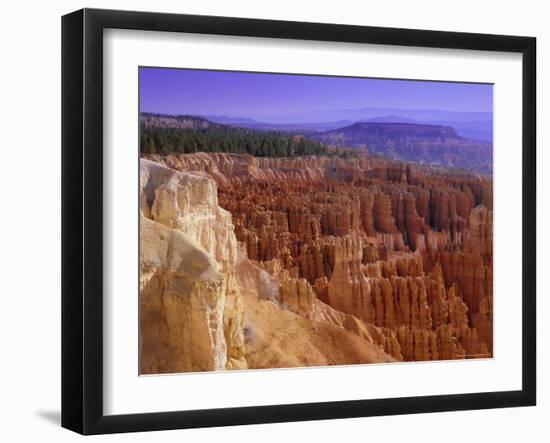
[140,160,246,373]
[141,153,493,372]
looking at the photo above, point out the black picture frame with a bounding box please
[61,8,537,435]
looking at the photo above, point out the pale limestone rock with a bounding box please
[140,160,246,373]
[140,216,228,373]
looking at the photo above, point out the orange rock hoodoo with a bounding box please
[144,152,493,365]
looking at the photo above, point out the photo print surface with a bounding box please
[138,67,493,375]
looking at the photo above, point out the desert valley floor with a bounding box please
[139,153,493,374]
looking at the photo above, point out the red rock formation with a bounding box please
[144,152,493,364]
[374,191,398,233]
[466,205,493,261]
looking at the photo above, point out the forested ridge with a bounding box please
[140,113,334,157]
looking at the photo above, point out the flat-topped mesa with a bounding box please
[311,122,492,174]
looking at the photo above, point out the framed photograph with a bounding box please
[61,8,536,435]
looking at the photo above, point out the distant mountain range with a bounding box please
[198,115,260,126]
[241,106,493,124]
[362,115,417,124]
[203,118,354,133]
[203,107,493,142]
[141,112,492,173]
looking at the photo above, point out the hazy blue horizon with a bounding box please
[139,67,493,124]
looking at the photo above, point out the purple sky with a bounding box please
[139,67,493,122]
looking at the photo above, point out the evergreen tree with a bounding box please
[139,125,349,158]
